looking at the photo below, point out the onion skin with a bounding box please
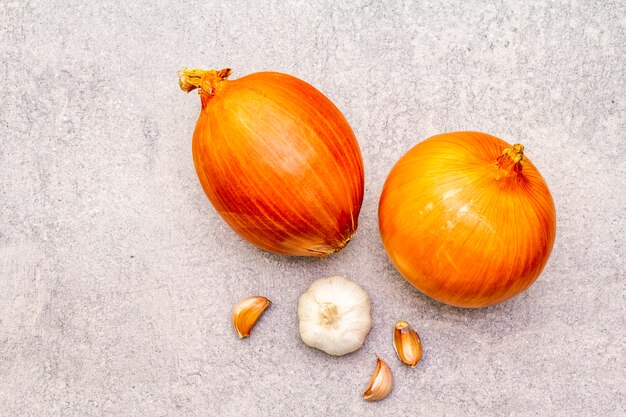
[379,132,556,308]
[180,68,364,257]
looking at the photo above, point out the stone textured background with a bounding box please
[1,0,624,415]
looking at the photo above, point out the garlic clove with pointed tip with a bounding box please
[393,320,422,367]
[363,357,393,401]
[231,296,271,338]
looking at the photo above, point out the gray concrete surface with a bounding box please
[1,0,625,416]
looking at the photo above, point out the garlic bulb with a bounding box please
[297,276,372,356]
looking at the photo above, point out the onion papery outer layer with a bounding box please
[181,69,364,257]
[378,132,556,308]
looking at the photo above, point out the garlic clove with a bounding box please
[393,320,422,367]
[297,276,372,356]
[231,296,271,338]
[363,357,393,401]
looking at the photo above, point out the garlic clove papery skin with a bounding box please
[363,357,394,401]
[298,276,372,356]
[232,296,271,338]
[393,321,422,367]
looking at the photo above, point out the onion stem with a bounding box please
[496,143,525,175]
[178,68,232,94]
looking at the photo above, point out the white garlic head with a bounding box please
[297,276,372,356]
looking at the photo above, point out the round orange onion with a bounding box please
[179,68,364,257]
[379,132,556,308]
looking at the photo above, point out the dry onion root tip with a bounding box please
[363,357,393,402]
[231,295,271,339]
[332,234,353,254]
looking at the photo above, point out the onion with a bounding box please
[379,132,556,308]
[179,68,364,256]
